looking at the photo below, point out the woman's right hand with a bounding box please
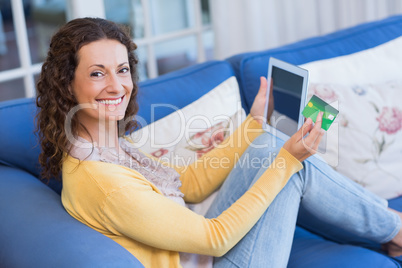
[283,112,325,162]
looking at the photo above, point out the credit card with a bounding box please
[302,95,339,131]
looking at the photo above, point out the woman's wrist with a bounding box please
[249,113,264,126]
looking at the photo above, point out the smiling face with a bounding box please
[71,39,133,132]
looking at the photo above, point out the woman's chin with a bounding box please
[116,115,125,121]
[105,114,125,121]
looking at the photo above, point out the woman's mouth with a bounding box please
[96,96,124,106]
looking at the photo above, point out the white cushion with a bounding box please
[130,76,245,164]
[298,36,402,199]
[307,80,402,199]
[301,36,402,84]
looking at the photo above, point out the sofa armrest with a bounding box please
[0,165,144,268]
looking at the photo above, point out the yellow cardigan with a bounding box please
[61,115,303,267]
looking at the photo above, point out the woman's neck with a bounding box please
[77,120,120,150]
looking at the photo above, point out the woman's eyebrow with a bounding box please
[89,64,105,69]
[118,62,129,67]
[89,62,128,69]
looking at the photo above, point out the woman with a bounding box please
[36,18,402,267]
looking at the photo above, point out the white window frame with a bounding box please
[0,0,40,98]
[0,0,212,99]
[135,0,212,79]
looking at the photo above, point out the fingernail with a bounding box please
[306,117,312,124]
[320,129,325,134]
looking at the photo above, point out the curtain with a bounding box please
[210,0,402,59]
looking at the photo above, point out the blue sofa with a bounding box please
[1,15,402,267]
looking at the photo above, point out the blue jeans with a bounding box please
[205,132,401,268]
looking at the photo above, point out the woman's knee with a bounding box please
[244,132,284,165]
[236,134,284,187]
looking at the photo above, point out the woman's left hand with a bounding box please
[250,76,274,125]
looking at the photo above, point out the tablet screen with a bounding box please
[266,59,308,137]
[272,66,304,100]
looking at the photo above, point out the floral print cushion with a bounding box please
[130,76,245,166]
[308,80,402,199]
[146,110,243,164]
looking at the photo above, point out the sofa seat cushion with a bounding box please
[0,165,143,268]
[389,196,402,211]
[289,226,400,268]
[288,196,402,268]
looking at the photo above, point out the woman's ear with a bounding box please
[68,85,73,95]
[68,85,77,102]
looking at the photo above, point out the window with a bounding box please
[0,0,66,101]
[0,0,214,101]
[104,0,213,81]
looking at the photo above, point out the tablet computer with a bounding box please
[263,57,309,141]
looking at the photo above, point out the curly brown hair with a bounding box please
[36,17,139,181]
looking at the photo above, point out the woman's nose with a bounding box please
[106,73,124,93]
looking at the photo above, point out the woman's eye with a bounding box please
[90,71,103,77]
[119,67,129,74]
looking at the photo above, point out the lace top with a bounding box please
[69,136,185,206]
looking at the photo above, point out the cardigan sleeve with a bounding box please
[174,114,266,203]
[101,147,302,257]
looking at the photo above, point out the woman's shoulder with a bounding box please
[63,153,146,179]
[63,154,156,193]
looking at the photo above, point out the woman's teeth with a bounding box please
[97,97,123,105]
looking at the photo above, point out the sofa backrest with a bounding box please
[0,98,40,176]
[136,60,235,127]
[0,98,63,193]
[227,15,402,116]
[0,60,235,194]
